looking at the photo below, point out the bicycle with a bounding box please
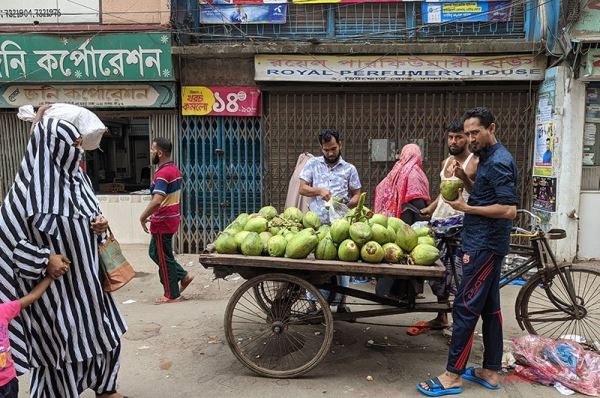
[433,209,600,351]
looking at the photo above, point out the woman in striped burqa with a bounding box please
[0,107,127,397]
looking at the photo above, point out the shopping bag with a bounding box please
[98,228,135,292]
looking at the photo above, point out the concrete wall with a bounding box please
[179,58,255,86]
[549,65,585,262]
[102,0,171,25]
[98,195,152,245]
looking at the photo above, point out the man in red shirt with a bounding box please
[140,138,194,304]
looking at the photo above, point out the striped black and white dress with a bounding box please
[0,118,127,397]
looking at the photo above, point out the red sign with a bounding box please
[181,86,261,117]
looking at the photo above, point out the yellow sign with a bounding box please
[181,86,216,116]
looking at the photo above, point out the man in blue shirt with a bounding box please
[418,107,518,396]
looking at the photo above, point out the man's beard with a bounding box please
[448,146,465,156]
[325,153,340,164]
[152,154,160,165]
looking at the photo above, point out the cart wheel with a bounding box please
[224,273,334,378]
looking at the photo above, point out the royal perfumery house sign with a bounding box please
[0,33,174,83]
[255,54,546,82]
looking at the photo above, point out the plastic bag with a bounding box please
[512,335,600,396]
[325,197,350,222]
[18,104,106,150]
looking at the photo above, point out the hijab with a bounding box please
[373,144,431,218]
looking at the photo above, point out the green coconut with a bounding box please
[417,236,436,247]
[338,239,360,262]
[349,222,372,246]
[302,211,321,229]
[267,235,287,257]
[382,243,404,263]
[330,219,351,244]
[360,241,385,263]
[240,232,263,256]
[315,237,338,260]
[387,217,404,232]
[244,216,268,233]
[234,231,252,250]
[214,232,238,254]
[371,224,390,245]
[396,223,418,252]
[258,205,278,220]
[286,231,319,259]
[369,214,388,228]
[410,244,440,266]
[414,226,433,238]
[440,177,464,201]
[282,207,304,223]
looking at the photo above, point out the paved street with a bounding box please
[17,245,584,398]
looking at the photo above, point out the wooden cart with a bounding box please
[199,254,449,378]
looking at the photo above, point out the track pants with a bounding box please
[447,250,504,374]
[150,233,188,299]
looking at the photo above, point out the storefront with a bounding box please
[256,54,545,213]
[0,32,177,244]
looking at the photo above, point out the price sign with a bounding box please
[182,86,261,117]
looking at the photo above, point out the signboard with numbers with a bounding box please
[181,86,261,117]
[0,0,100,24]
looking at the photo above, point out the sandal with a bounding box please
[154,296,184,305]
[407,320,448,336]
[462,367,500,390]
[416,377,463,397]
[180,274,195,293]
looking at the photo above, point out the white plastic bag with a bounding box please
[18,104,106,150]
[325,198,350,222]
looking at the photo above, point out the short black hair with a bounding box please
[462,107,495,128]
[318,129,341,145]
[153,137,173,155]
[446,119,464,134]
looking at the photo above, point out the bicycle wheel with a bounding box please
[516,264,600,349]
[224,273,334,378]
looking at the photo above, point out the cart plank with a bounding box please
[199,254,445,278]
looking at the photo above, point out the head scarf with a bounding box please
[373,144,431,217]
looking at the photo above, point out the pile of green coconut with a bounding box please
[213,194,440,266]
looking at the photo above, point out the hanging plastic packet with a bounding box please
[325,196,350,222]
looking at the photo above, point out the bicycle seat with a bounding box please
[547,229,566,240]
[433,225,463,238]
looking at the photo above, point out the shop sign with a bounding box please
[181,86,261,116]
[0,0,99,24]
[0,33,173,83]
[255,54,546,82]
[422,2,512,24]
[580,49,600,81]
[199,4,287,24]
[0,83,176,108]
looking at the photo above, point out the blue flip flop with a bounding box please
[416,377,463,397]
[462,367,501,390]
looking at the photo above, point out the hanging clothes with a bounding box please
[285,152,314,212]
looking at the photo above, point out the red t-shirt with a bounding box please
[0,301,20,387]
[150,162,182,234]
